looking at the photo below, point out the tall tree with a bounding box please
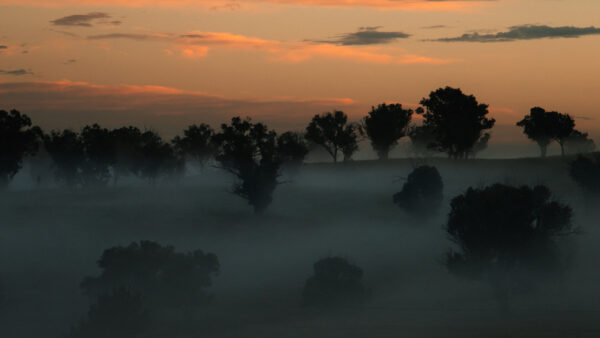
[111,126,143,185]
[419,87,495,159]
[81,124,115,186]
[0,109,40,188]
[213,117,281,213]
[445,184,575,312]
[172,124,215,167]
[135,130,182,184]
[516,107,575,157]
[363,103,413,160]
[305,110,358,163]
[44,129,85,187]
[276,131,309,174]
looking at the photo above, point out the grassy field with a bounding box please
[1,156,600,337]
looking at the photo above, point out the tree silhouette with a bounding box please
[419,87,495,159]
[81,124,115,187]
[393,165,443,216]
[65,288,149,338]
[408,124,436,157]
[302,256,369,307]
[445,184,575,312]
[569,155,600,194]
[362,103,413,160]
[516,107,575,157]
[0,109,40,188]
[276,131,309,175]
[135,130,183,184]
[172,124,215,167]
[305,110,358,163]
[213,117,281,213]
[81,241,219,312]
[44,129,85,187]
[565,130,596,155]
[110,126,143,185]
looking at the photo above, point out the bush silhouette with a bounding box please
[213,117,282,213]
[302,257,368,307]
[65,288,149,338]
[393,165,443,216]
[305,110,358,163]
[445,184,575,311]
[81,241,219,312]
[362,103,413,160]
[565,130,596,155]
[569,154,600,194]
[0,109,41,188]
[419,87,495,159]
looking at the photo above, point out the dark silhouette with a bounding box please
[80,124,115,187]
[110,126,143,185]
[136,130,183,184]
[517,107,575,157]
[213,117,281,213]
[362,103,413,160]
[43,129,85,187]
[276,131,309,175]
[393,165,443,216]
[0,109,40,188]
[565,130,596,155]
[81,241,219,312]
[302,256,369,307]
[470,132,490,158]
[65,288,149,338]
[419,87,495,159]
[172,123,215,167]
[408,124,436,157]
[445,184,575,312]
[305,110,358,163]
[569,154,600,194]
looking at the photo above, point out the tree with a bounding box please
[81,241,219,312]
[569,155,600,194]
[81,124,115,187]
[135,130,183,184]
[418,87,495,159]
[362,103,413,160]
[0,109,40,188]
[565,130,596,155]
[408,124,436,157]
[302,256,369,307]
[393,165,443,216]
[213,117,281,213]
[516,107,575,157]
[172,124,215,167]
[276,131,309,175]
[65,288,149,338]
[305,110,359,163]
[445,184,575,312]
[44,129,85,187]
[111,126,143,185]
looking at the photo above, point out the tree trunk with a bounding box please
[377,148,390,161]
[540,144,547,158]
[560,142,565,156]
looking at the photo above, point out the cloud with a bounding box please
[432,25,600,42]
[88,30,454,64]
[1,0,495,11]
[0,80,357,136]
[308,27,410,45]
[0,45,7,49]
[0,69,34,76]
[422,25,448,29]
[51,12,120,27]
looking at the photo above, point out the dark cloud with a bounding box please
[422,25,447,29]
[50,12,118,27]
[0,45,7,49]
[65,59,77,65]
[0,69,34,76]
[87,33,166,41]
[308,27,410,46]
[432,25,600,42]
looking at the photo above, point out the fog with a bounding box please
[1,157,600,337]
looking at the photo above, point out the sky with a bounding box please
[1,0,599,156]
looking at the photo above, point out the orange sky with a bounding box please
[1,0,599,157]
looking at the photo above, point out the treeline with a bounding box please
[1,86,597,210]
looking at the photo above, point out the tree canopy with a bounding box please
[0,109,40,188]
[363,103,413,160]
[516,107,575,157]
[305,110,358,163]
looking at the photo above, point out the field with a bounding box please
[1,157,600,338]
